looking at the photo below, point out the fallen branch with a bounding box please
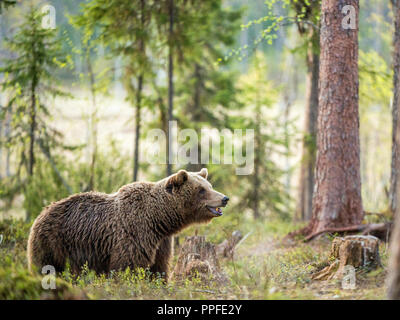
[304,222,393,242]
[304,225,368,242]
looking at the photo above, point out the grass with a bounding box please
[0,217,389,300]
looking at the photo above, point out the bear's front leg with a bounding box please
[150,237,172,281]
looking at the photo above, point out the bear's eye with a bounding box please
[199,187,206,195]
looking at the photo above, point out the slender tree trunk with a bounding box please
[166,0,174,177]
[27,75,37,221]
[133,0,146,182]
[300,0,363,237]
[5,111,10,177]
[86,54,98,190]
[390,0,400,215]
[296,32,320,221]
[253,105,261,220]
[133,74,143,181]
[388,195,400,299]
[0,104,3,179]
[186,64,203,172]
[387,2,400,298]
[28,81,36,177]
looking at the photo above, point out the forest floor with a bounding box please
[0,217,388,300]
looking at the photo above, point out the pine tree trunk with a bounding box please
[296,30,319,221]
[186,64,203,172]
[388,0,400,300]
[166,0,174,177]
[5,112,10,177]
[390,0,400,215]
[388,192,400,299]
[302,0,363,237]
[133,0,145,182]
[28,82,36,178]
[87,53,97,190]
[253,105,261,219]
[133,74,143,182]
[27,75,37,221]
[0,105,2,179]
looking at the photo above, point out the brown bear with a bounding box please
[27,168,229,280]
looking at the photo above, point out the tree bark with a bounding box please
[86,53,97,190]
[390,0,400,215]
[312,235,380,281]
[133,74,143,181]
[300,0,363,237]
[173,236,228,284]
[388,188,400,299]
[166,0,174,177]
[253,101,262,219]
[388,4,400,293]
[28,77,37,178]
[296,30,319,221]
[133,0,145,182]
[186,63,203,172]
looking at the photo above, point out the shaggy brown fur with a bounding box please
[27,168,228,280]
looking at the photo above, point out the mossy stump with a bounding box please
[173,236,228,284]
[312,235,381,281]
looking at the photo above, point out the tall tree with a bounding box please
[0,7,68,220]
[166,0,174,176]
[237,51,290,220]
[132,0,146,182]
[78,0,152,182]
[390,0,400,215]
[70,16,111,191]
[245,0,320,221]
[175,0,242,171]
[296,0,363,238]
[388,193,400,299]
[292,0,320,221]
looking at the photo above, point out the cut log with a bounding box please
[216,230,243,259]
[172,236,228,284]
[312,235,381,281]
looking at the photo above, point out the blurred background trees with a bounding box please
[0,7,70,220]
[0,0,396,228]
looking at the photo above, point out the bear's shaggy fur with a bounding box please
[27,168,228,279]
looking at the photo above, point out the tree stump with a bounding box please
[312,235,381,281]
[173,236,228,284]
[216,230,243,259]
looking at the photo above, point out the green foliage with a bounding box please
[20,141,131,219]
[359,50,393,212]
[0,217,388,300]
[0,0,15,14]
[0,6,70,219]
[175,0,242,131]
[226,0,320,62]
[235,51,292,220]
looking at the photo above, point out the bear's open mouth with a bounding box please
[206,206,224,217]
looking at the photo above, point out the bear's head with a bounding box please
[164,168,229,224]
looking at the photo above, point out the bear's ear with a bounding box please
[166,170,188,193]
[198,168,208,179]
